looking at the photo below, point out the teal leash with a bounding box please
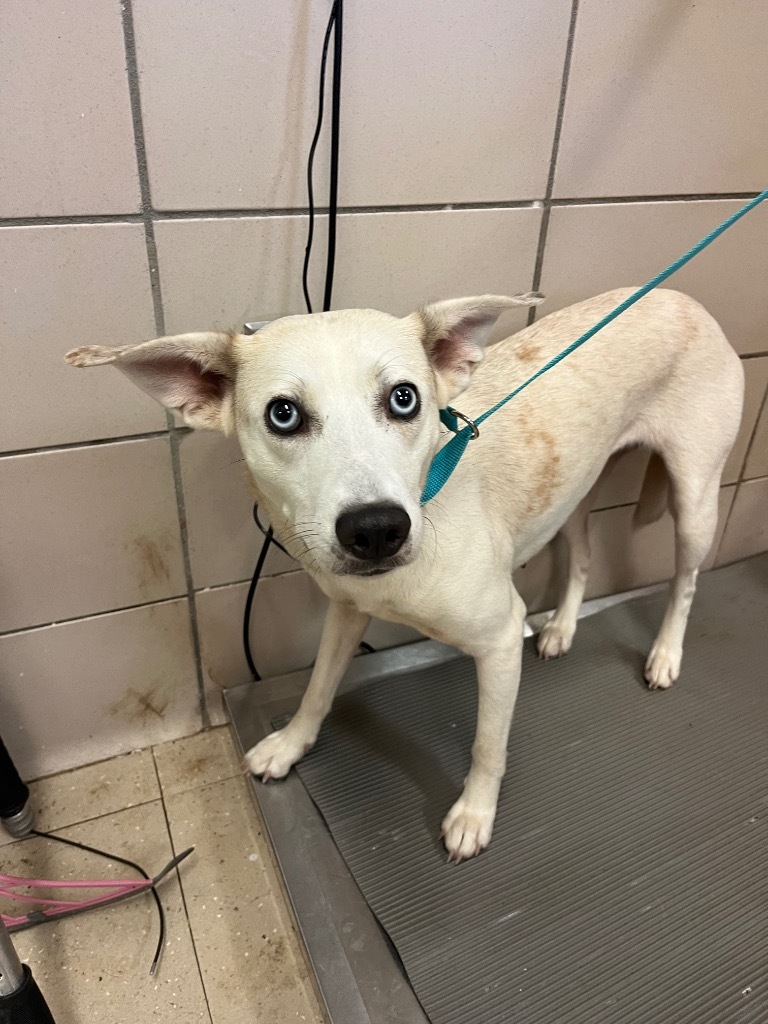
[421,188,768,505]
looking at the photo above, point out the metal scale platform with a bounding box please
[227,554,768,1024]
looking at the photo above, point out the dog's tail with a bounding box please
[633,452,668,527]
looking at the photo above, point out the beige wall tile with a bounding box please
[716,478,768,566]
[515,543,559,616]
[179,431,294,589]
[0,0,139,216]
[540,201,768,355]
[0,224,165,453]
[153,726,242,798]
[196,571,420,703]
[725,358,768,483]
[134,0,569,210]
[744,377,768,480]
[586,485,734,600]
[2,804,209,1021]
[0,439,185,631]
[0,601,199,780]
[590,447,651,510]
[518,485,735,613]
[555,0,768,197]
[156,208,541,337]
[0,750,160,849]
[165,776,323,1023]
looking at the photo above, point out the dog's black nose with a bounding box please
[335,503,412,561]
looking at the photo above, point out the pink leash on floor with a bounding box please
[0,843,193,973]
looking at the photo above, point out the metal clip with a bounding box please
[242,320,271,336]
[446,406,480,440]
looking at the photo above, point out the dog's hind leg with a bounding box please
[644,467,721,689]
[244,601,371,779]
[537,454,624,660]
[537,491,592,660]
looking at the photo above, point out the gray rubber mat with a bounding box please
[287,555,768,1024]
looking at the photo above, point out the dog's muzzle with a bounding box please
[335,503,411,563]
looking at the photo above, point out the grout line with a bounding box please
[0,593,188,640]
[121,0,211,729]
[528,0,580,325]
[167,426,212,728]
[548,191,764,207]
[741,351,768,360]
[155,199,540,218]
[195,565,305,596]
[0,213,144,228]
[150,750,215,1024]
[0,192,763,231]
[119,0,163,328]
[0,796,165,848]
[0,429,182,460]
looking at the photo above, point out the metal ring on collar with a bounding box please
[448,407,480,440]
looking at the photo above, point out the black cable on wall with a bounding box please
[244,1,344,681]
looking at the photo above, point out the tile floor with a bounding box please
[0,727,324,1023]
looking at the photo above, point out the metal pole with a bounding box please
[0,736,56,1022]
[0,737,34,839]
[0,921,24,997]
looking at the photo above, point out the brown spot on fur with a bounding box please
[109,687,169,723]
[515,338,543,363]
[521,428,562,516]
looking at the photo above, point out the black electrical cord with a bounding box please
[323,0,343,312]
[302,2,338,315]
[242,521,274,683]
[243,1,367,682]
[30,829,169,975]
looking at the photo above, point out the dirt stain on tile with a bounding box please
[109,686,169,723]
[129,534,172,592]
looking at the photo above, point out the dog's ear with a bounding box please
[65,332,238,433]
[414,293,544,401]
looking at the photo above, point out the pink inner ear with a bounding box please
[129,354,228,409]
[431,332,484,373]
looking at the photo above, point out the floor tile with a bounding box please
[1,802,210,1023]
[0,750,159,849]
[165,776,324,1023]
[153,727,242,798]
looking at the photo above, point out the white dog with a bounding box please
[66,287,743,861]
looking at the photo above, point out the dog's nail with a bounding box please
[262,772,271,783]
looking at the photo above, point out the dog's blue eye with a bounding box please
[267,399,303,434]
[389,384,420,420]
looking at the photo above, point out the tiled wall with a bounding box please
[2,0,767,778]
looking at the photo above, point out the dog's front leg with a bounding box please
[244,600,371,781]
[441,587,526,862]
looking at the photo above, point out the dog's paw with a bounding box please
[440,799,494,863]
[644,642,681,690]
[244,728,312,782]
[537,619,575,660]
